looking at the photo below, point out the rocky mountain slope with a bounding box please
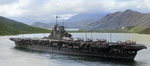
[65,13,103,28]
[81,9,150,31]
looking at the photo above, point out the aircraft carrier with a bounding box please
[10,17,147,60]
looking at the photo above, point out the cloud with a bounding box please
[0,0,30,17]
[0,0,150,24]
[0,0,18,5]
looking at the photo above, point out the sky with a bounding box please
[0,0,150,25]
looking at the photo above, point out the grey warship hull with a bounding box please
[9,23,147,60]
[10,38,146,60]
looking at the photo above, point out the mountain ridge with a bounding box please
[81,9,150,31]
[31,13,104,29]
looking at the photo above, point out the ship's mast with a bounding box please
[110,32,112,42]
[110,22,112,42]
[91,29,92,39]
[86,32,87,39]
[62,19,64,26]
[56,16,58,24]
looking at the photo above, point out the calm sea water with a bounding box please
[0,33,150,66]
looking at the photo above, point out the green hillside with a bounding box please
[138,27,150,34]
[0,16,51,35]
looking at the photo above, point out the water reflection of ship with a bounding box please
[9,16,147,60]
